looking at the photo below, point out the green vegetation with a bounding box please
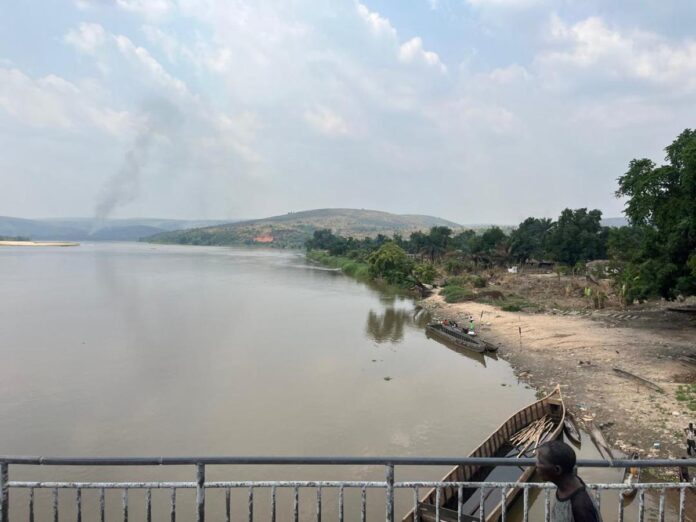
[305,125,696,304]
[441,285,474,303]
[306,128,696,304]
[613,129,696,301]
[306,250,370,280]
[675,383,696,411]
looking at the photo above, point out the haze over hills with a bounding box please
[0,217,236,241]
[147,208,463,248]
[0,212,629,245]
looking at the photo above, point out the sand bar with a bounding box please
[0,240,79,247]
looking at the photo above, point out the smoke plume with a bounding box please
[94,99,182,223]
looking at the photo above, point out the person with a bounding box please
[678,456,690,482]
[536,440,603,522]
[685,423,696,456]
[468,317,475,336]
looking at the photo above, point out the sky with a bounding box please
[1,0,695,224]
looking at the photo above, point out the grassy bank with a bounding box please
[306,250,370,280]
[440,275,541,312]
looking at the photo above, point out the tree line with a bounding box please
[306,129,696,303]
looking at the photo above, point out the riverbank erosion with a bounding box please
[421,292,696,469]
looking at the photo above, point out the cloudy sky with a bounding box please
[1,0,695,224]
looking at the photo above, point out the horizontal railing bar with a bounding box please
[9,482,196,489]
[395,483,696,490]
[8,481,695,491]
[8,481,386,489]
[2,456,695,467]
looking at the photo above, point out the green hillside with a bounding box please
[146,208,462,248]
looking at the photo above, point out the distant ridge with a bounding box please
[601,217,628,228]
[147,208,462,248]
[0,216,237,241]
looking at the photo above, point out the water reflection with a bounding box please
[365,307,431,343]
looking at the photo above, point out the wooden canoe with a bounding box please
[621,452,641,498]
[402,387,565,522]
[425,323,497,354]
[588,422,614,463]
[425,329,489,368]
[563,412,582,447]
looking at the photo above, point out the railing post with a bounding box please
[0,462,8,522]
[385,463,394,522]
[196,463,205,522]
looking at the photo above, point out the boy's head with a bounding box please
[536,440,576,483]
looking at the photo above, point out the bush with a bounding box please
[501,304,522,312]
[444,275,469,287]
[413,262,437,284]
[444,258,470,275]
[472,275,487,288]
[442,285,474,303]
[343,261,369,279]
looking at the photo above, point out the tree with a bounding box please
[418,226,452,263]
[615,129,696,297]
[509,217,553,263]
[366,242,414,285]
[412,262,437,284]
[544,209,608,266]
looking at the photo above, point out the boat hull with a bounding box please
[425,323,489,353]
[402,387,565,522]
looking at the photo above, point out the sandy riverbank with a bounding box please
[421,292,696,472]
[0,240,79,247]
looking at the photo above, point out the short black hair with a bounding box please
[538,440,576,474]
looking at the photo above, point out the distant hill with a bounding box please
[147,208,463,248]
[0,217,237,241]
[601,217,628,228]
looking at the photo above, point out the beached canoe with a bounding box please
[425,329,490,368]
[588,422,614,463]
[402,387,565,522]
[621,452,641,498]
[425,323,497,354]
[564,412,582,447]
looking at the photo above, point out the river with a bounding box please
[0,243,685,520]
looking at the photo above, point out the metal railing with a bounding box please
[1,456,695,521]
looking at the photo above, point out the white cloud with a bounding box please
[466,0,543,7]
[398,37,446,72]
[356,3,397,39]
[141,25,182,63]
[64,23,106,54]
[116,0,174,18]
[304,106,350,136]
[538,15,696,89]
[486,64,530,84]
[113,34,189,96]
[0,67,136,135]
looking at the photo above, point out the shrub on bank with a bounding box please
[307,250,370,280]
[442,285,474,303]
[444,275,469,287]
[472,275,488,288]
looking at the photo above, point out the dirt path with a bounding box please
[421,293,696,471]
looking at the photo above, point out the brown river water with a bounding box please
[0,243,689,520]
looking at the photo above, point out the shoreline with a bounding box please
[0,240,79,247]
[419,292,696,477]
